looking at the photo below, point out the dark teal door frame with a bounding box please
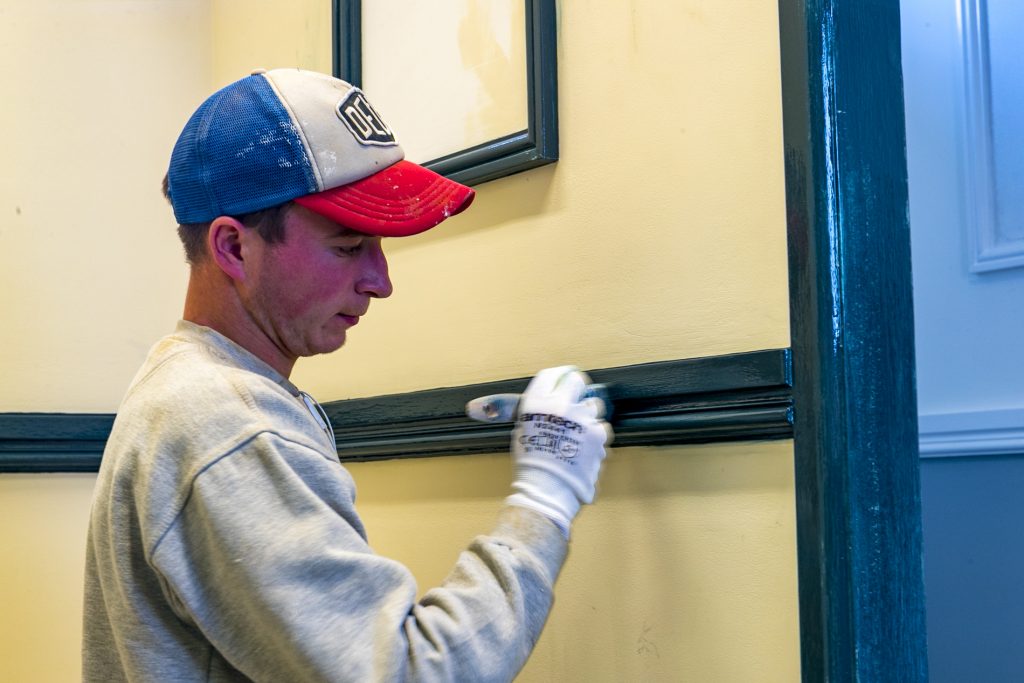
[779,0,929,680]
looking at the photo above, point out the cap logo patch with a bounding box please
[337,90,396,146]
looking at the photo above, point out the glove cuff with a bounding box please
[507,467,583,537]
[505,494,572,538]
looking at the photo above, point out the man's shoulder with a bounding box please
[109,331,320,466]
[93,330,338,557]
[129,334,283,419]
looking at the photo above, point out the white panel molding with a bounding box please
[919,407,1024,458]
[959,0,1024,273]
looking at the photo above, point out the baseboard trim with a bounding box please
[0,349,793,472]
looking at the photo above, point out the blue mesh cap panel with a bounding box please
[168,74,319,224]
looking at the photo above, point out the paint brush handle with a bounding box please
[466,384,612,424]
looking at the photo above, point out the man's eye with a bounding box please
[335,243,363,256]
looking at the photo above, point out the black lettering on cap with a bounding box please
[336,90,396,146]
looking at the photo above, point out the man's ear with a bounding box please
[207,217,248,281]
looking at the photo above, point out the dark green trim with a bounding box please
[778,0,928,680]
[324,350,793,462]
[0,350,791,473]
[0,413,113,472]
[332,0,558,186]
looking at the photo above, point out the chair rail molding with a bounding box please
[919,407,1024,458]
[0,350,793,472]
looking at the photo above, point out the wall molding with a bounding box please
[0,413,114,473]
[325,350,793,462]
[0,350,792,473]
[959,0,1024,273]
[919,407,1024,458]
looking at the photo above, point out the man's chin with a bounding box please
[310,333,347,356]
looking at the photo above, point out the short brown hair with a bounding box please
[162,174,292,265]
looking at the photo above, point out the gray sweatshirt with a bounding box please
[83,321,568,682]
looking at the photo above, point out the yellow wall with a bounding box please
[350,443,798,681]
[0,0,208,414]
[1,3,210,679]
[294,0,791,398]
[0,0,798,681]
[0,474,96,682]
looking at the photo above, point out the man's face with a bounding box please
[239,205,393,366]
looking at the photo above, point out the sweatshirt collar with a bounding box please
[174,320,302,397]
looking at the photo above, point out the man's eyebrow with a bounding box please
[327,227,366,239]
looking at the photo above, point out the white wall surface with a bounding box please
[904,0,1024,425]
[902,0,1024,679]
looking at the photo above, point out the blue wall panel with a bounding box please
[920,455,1024,682]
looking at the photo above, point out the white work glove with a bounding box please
[505,366,613,537]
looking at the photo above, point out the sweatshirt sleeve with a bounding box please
[149,431,568,683]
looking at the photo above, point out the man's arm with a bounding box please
[151,432,567,683]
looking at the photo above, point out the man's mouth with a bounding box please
[337,314,360,326]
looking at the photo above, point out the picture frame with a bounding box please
[331,0,558,186]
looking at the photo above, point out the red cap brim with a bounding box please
[293,159,475,237]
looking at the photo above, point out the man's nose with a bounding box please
[357,243,393,299]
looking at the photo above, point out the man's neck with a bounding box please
[182,267,296,378]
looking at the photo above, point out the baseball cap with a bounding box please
[166,68,474,237]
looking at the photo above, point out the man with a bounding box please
[83,68,612,682]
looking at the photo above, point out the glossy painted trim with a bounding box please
[779,0,929,679]
[0,413,113,473]
[0,350,791,472]
[324,350,793,462]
